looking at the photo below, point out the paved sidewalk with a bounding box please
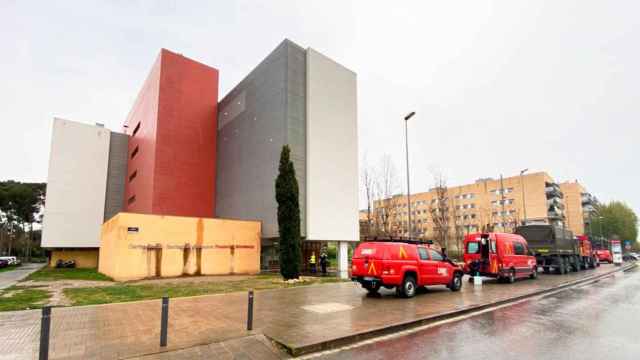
[0,264,629,359]
[133,335,282,360]
[0,263,45,290]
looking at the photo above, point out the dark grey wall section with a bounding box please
[103,132,129,222]
[216,39,306,238]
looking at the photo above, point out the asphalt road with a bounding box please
[313,265,640,360]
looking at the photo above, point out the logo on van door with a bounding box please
[399,246,408,259]
[367,261,377,275]
[437,268,448,276]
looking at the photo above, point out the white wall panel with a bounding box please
[42,118,111,248]
[305,49,359,242]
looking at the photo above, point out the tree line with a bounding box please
[0,181,46,260]
[588,201,638,247]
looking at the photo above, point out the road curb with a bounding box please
[270,263,636,356]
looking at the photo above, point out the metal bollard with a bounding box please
[247,290,254,331]
[39,306,51,360]
[160,296,169,347]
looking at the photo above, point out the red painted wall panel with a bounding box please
[123,49,218,218]
[122,54,161,215]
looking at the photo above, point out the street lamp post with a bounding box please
[404,111,416,238]
[519,168,528,225]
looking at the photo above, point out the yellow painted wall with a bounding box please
[50,249,99,268]
[99,213,261,281]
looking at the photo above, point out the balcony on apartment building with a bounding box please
[583,204,596,213]
[581,192,595,205]
[547,205,564,219]
[545,182,564,199]
[546,197,565,209]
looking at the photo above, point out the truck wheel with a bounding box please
[449,272,462,292]
[529,266,538,279]
[399,275,417,298]
[507,269,516,284]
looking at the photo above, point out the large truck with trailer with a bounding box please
[515,225,597,274]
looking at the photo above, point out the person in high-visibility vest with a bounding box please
[309,252,317,274]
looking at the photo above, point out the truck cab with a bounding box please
[351,240,463,298]
[463,232,538,283]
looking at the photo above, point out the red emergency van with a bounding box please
[351,240,463,298]
[463,232,538,283]
[594,249,613,263]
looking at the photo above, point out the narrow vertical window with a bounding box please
[132,122,141,137]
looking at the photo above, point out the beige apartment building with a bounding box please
[559,180,598,235]
[362,171,597,243]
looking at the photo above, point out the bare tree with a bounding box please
[372,155,399,236]
[429,172,450,251]
[477,205,495,233]
[361,155,376,238]
[450,190,464,259]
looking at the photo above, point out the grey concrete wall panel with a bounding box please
[216,39,306,238]
[104,132,129,222]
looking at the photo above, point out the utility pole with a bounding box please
[404,111,415,238]
[519,168,528,225]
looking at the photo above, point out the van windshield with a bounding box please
[467,242,479,254]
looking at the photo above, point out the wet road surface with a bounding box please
[313,266,640,360]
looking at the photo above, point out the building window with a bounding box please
[128,195,136,205]
[132,122,141,137]
[129,170,137,182]
[131,146,139,159]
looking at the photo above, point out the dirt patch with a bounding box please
[19,280,115,306]
[129,274,253,286]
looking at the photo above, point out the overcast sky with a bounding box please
[1,1,638,217]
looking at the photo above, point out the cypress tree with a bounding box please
[275,145,302,279]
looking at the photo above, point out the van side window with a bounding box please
[467,242,479,254]
[514,242,526,255]
[428,249,443,261]
[418,247,429,260]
